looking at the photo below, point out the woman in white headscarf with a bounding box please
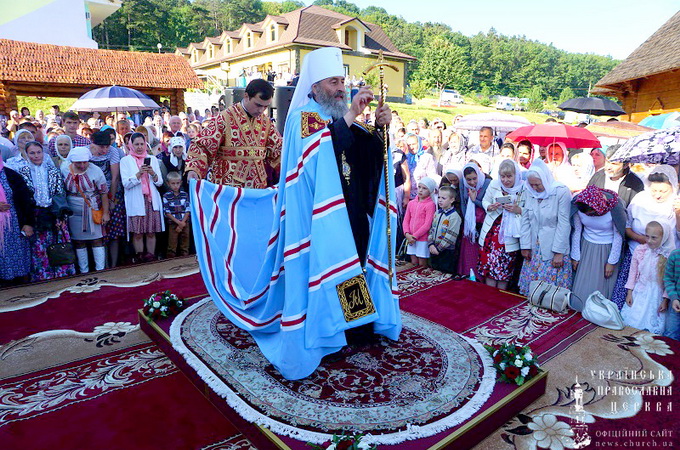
[52,134,73,169]
[4,129,34,170]
[610,164,680,308]
[159,136,188,192]
[457,161,490,278]
[478,159,525,289]
[61,146,109,273]
[518,158,573,295]
[16,141,76,281]
[545,141,576,188]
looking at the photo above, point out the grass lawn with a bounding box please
[16,95,552,128]
[386,97,551,126]
[17,96,75,116]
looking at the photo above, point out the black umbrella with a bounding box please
[558,97,625,116]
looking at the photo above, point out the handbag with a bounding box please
[528,280,571,313]
[47,223,76,267]
[581,291,625,330]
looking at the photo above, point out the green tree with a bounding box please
[478,85,492,107]
[558,87,576,104]
[262,1,304,15]
[419,36,471,105]
[407,79,430,100]
[526,86,545,112]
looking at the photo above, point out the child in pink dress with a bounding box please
[403,176,437,267]
[622,221,673,334]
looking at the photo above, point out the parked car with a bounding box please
[440,89,464,105]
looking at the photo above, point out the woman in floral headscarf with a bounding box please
[458,162,490,277]
[610,164,680,308]
[570,185,626,309]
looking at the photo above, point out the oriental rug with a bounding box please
[170,298,496,446]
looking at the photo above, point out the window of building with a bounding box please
[226,40,231,53]
[192,50,197,63]
[247,33,252,48]
[270,25,276,42]
[208,45,214,59]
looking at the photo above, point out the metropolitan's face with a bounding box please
[313,77,346,105]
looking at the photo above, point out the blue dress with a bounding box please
[0,170,31,280]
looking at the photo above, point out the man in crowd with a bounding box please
[168,115,185,139]
[186,79,281,188]
[189,47,400,380]
[467,126,498,174]
[47,111,91,157]
[115,119,131,148]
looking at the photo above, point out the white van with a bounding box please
[440,89,464,105]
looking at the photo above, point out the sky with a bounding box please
[307,0,679,60]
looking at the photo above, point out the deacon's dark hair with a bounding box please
[501,142,515,151]
[245,79,274,101]
[62,111,80,122]
[91,130,110,146]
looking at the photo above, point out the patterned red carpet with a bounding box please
[1,261,678,449]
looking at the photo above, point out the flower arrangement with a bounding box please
[142,290,185,320]
[485,343,541,386]
[307,434,376,450]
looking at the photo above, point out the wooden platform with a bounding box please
[140,308,548,449]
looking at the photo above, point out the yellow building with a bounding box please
[175,5,415,102]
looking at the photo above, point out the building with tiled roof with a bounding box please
[0,39,202,115]
[176,5,415,102]
[592,11,680,123]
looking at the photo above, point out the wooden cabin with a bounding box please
[0,39,202,116]
[592,11,680,123]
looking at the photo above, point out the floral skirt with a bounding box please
[611,248,632,310]
[518,240,573,296]
[106,189,127,241]
[31,222,76,282]
[477,217,518,281]
[128,197,163,234]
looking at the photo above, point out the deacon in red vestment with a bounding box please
[186,79,282,188]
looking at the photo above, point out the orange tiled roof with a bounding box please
[0,39,202,89]
[184,5,414,68]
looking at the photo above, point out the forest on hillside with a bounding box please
[93,0,619,104]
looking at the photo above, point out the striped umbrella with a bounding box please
[70,85,159,112]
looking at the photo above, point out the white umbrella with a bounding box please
[70,85,160,112]
[453,112,532,133]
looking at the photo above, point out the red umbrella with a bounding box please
[506,123,602,148]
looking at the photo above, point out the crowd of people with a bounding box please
[386,112,680,341]
[0,105,204,284]
[1,100,679,342]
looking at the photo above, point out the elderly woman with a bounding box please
[62,147,109,273]
[159,136,188,193]
[121,132,164,263]
[0,154,35,285]
[52,134,72,169]
[545,142,576,188]
[3,129,33,166]
[610,164,680,308]
[458,162,491,278]
[590,148,606,173]
[478,159,524,289]
[405,133,438,200]
[569,152,595,194]
[440,129,468,170]
[17,141,75,281]
[518,159,573,295]
[587,145,644,208]
[570,186,626,309]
